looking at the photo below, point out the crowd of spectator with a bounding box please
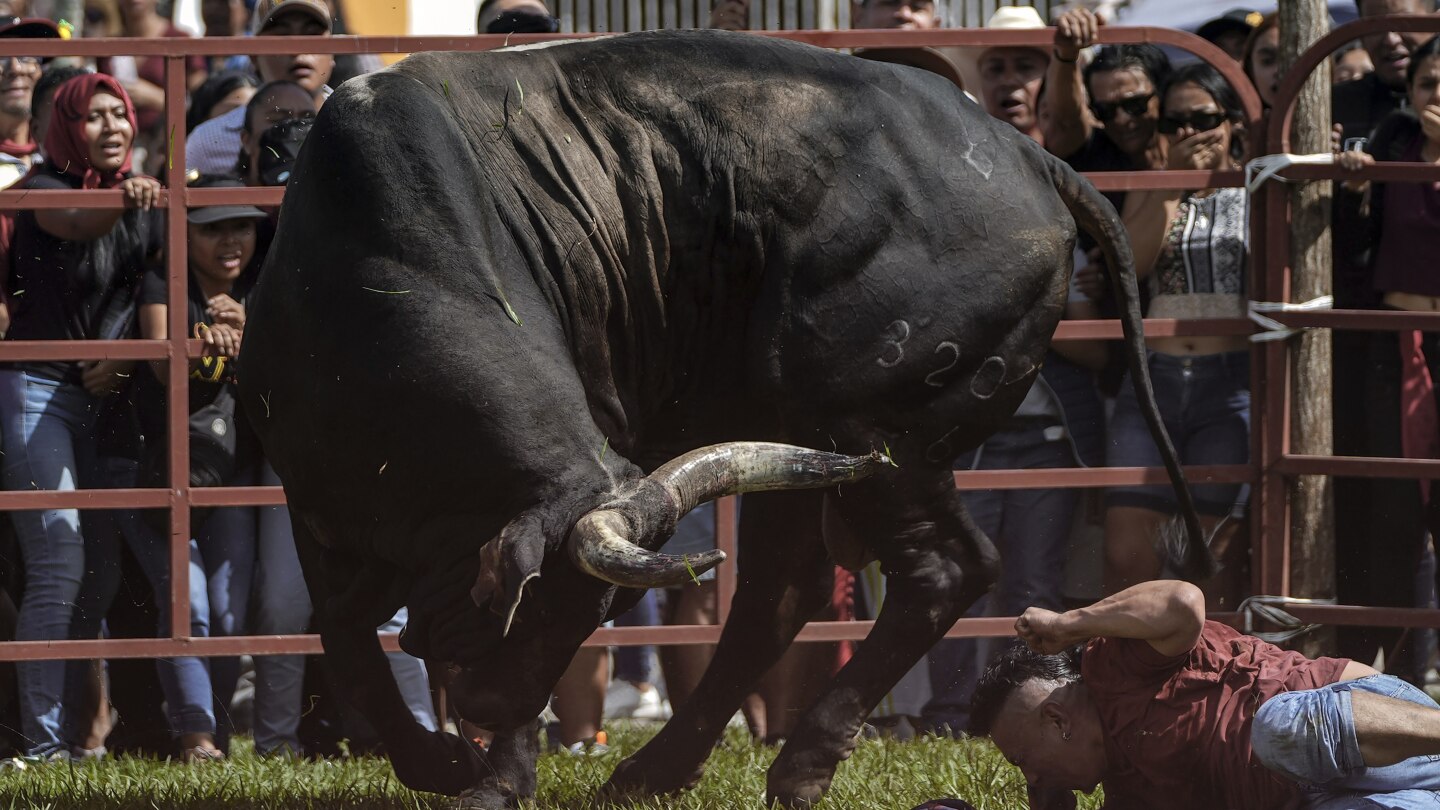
[0,0,1433,772]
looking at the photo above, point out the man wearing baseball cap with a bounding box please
[0,16,60,189]
[187,0,334,174]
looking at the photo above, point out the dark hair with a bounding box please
[1084,44,1173,96]
[187,70,260,133]
[1162,62,1245,120]
[30,64,89,120]
[1407,34,1440,89]
[968,643,1083,738]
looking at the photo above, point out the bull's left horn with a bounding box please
[568,442,890,589]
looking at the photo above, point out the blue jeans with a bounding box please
[251,462,435,752]
[0,371,100,756]
[1253,675,1440,808]
[73,457,256,738]
[1106,351,1250,517]
[924,421,1080,733]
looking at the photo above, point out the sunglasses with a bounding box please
[1157,111,1229,134]
[1089,93,1154,123]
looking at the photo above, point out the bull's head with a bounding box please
[451,442,889,730]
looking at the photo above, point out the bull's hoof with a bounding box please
[597,755,704,803]
[390,730,487,797]
[457,780,525,810]
[766,776,832,809]
[766,748,840,808]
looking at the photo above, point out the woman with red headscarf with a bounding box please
[0,73,161,759]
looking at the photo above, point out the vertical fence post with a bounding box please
[165,55,193,640]
[715,495,738,624]
[1281,0,1336,639]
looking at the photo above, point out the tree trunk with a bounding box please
[1281,0,1335,655]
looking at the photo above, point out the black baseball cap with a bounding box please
[1197,8,1264,43]
[0,17,61,39]
[187,175,267,225]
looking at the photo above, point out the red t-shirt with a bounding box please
[99,25,207,133]
[1083,621,1350,810]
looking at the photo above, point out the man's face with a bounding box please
[989,683,1108,795]
[978,47,1048,134]
[852,0,938,30]
[1088,66,1160,158]
[0,55,40,121]
[253,9,334,93]
[1358,0,1432,89]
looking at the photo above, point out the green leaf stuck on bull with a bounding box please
[682,554,700,586]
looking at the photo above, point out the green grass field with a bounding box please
[0,724,1105,809]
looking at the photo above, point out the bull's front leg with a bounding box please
[291,517,491,798]
[601,489,833,799]
[765,470,996,807]
[456,721,539,809]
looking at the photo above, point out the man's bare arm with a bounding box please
[1015,580,1206,657]
[1041,8,1098,159]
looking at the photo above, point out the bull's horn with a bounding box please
[568,509,729,589]
[568,442,890,588]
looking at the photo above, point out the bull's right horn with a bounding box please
[568,442,890,589]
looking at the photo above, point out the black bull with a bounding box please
[239,29,1211,807]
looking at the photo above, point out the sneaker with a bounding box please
[605,681,672,721]
[0,749,73,770]
[562,731,610,756]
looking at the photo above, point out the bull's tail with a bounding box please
[1044,153,1218,583]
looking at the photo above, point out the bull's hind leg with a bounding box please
[601,489,833,799]
[765,469,997,807]
[289,516,495,800]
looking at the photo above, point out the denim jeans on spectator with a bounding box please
[252,462,436,752]
[71,456,256,740]
[1105,351,1250,517]
[251,460,313,754]
[924,421,1080,734]
[1252,674,1440,808]
[614,590,660,685]
[0,370,100,756]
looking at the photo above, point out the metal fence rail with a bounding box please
[0,24,1437,668]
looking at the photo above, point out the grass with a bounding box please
[0,724,1105,809]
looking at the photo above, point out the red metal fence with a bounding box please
[1,21,1439,666]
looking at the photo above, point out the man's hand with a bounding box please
[1337,148,1375,192]
[1016,607,1080,654]
[1053,8,1100,64]
[1074,247,1106,301]
[708,0,749,31]
[80,359,134,396]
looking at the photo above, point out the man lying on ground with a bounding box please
[967,579,1440,809]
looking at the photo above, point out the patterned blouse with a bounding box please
[1151,186,1249,298]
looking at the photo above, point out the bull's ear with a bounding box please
[471,512,545,637]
